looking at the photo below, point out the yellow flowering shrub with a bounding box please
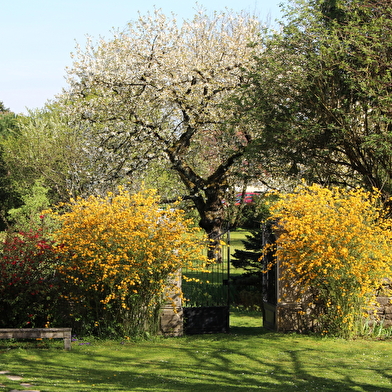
[267,183,392,337]
[47,187,208,337]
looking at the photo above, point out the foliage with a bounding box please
[0,101,9,112]
[134,160,187,203]
[245,0,392,201]
[0,104,17,132]
[233,193,273,229]
[0,153,22,231]
[0,228,60,328]
[60,9,264,260]
[7,180,51,232]
[0,106,91,203]
[0,103,22,230]
[47,187,208,337]
[267,183,392,337]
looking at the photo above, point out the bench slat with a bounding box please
[0,328,72,350]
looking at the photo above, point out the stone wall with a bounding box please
[374,296,392,327]
[269,273,392,332]
[263,227,392,332]
[374,281,392,327]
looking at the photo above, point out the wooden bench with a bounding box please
[0,328,72,350]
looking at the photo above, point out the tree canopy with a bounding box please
[244,0,392,203]
[60,9,264,259]
[0,101,17,135]
[0,107,91,203]
[0,102,22,228]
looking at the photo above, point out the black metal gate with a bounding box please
[182,231,230,334]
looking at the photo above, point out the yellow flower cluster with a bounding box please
[267,183,392,337]
[46,187,208,335]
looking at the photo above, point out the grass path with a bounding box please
[1,311,392,391]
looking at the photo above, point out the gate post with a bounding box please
[262,223,319,332]
[159,269,183,336]
[264,254,304,331]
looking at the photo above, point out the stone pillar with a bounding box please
[159,270,183,336]
[275,266,319,332]
[263,223,319,333]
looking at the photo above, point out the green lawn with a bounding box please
[229,228,250,254]
[1,311,392,391]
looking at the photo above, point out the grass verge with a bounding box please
[0,310,392,391]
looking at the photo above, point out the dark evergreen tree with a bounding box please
[232,229,263,275]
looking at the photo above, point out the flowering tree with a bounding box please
[48,187,208,337]
[60,9,262,260]
[267,183,392,337]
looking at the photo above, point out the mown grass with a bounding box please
[229,228,250,254]
[1,310,392,391]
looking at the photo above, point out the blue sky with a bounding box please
[1,0,284,114]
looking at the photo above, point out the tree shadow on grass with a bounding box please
[2,334,392,392]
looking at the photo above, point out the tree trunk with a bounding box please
[197,185,227,263]
[200,218,224,263]
[167,130,246,263]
